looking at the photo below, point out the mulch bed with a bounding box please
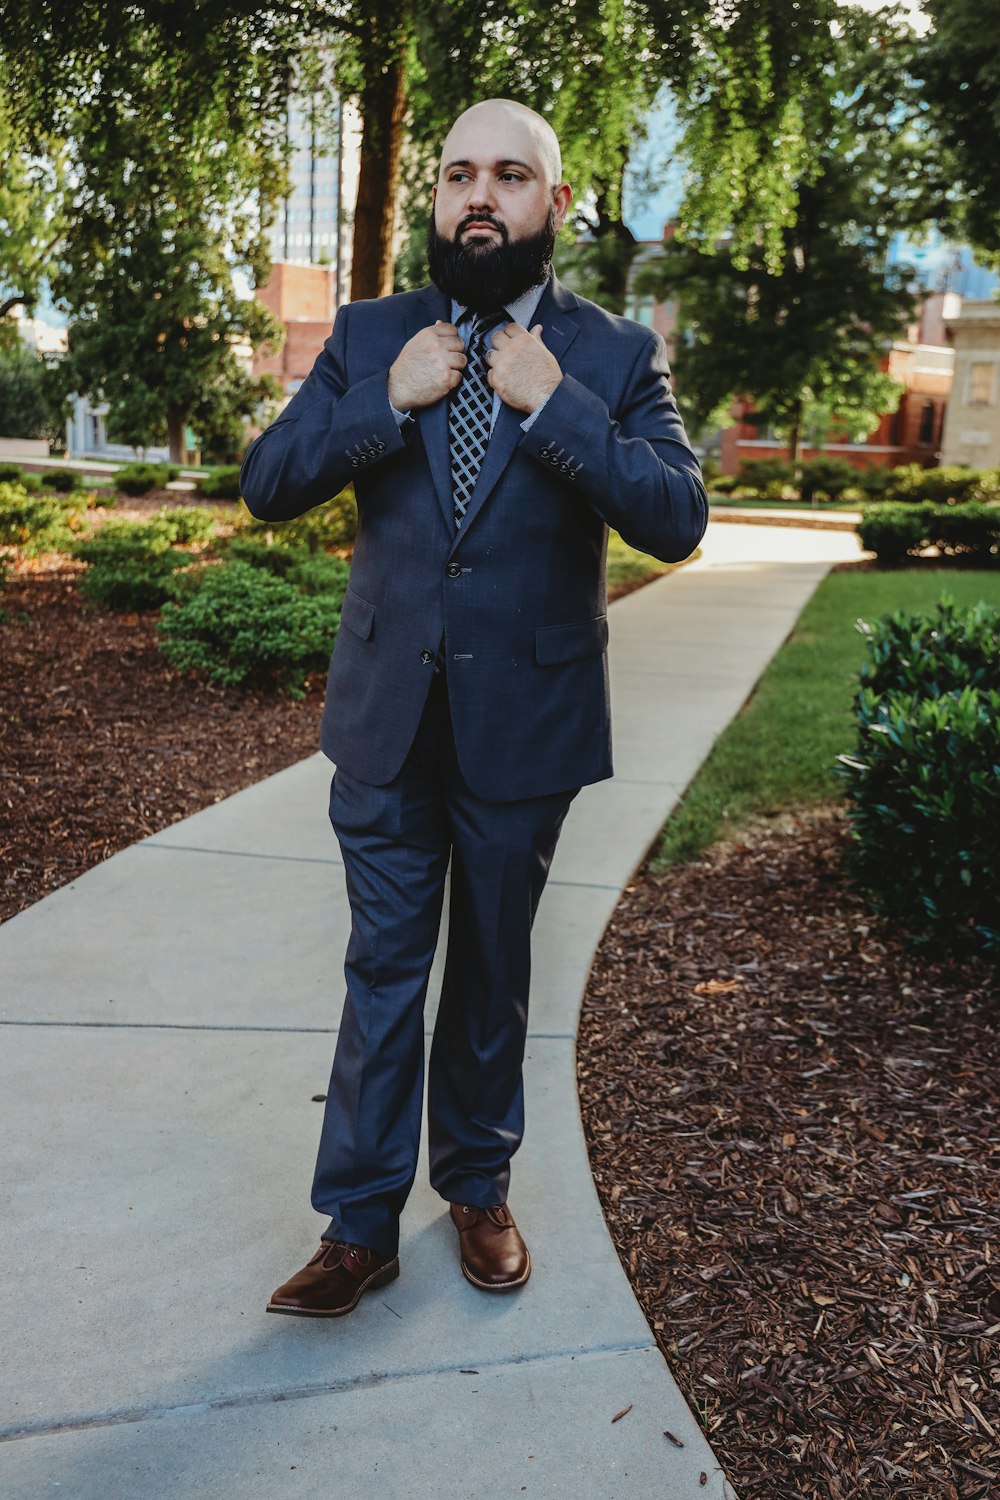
[0,554,323,923]
[577,808,999,1500]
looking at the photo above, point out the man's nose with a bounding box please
[465,173,497,210]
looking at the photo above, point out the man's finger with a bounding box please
[530,324,544,341]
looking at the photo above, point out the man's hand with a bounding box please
[486,323,562,414]
[387,321,466,410]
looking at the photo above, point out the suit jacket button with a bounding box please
[376,440,386,452]
[446,562,461,578]
[420,649,434,663]
[540,446,550,458]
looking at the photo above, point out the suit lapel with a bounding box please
[405,284,455,534]
[450,273,582,550]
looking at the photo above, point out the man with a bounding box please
[240,98,707,1318]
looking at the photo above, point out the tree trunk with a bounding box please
[350,35,407,301]
[591,160,640,314]
[166,406,187,465]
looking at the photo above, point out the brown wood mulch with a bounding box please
[577,809,999,1500]
[0,555,324,924]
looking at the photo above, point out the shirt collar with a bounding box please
[450,276,548,332]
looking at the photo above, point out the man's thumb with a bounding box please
[530,324,544,341]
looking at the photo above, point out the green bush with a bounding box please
[0,483,85,554]
[797,456,857,504]
[854,595,1000,700]
[858,501,1000,566]
[734,458,795,499]
[836,596,1000,953]
[879,463,996,506]
[0,462,23,483]
[77,551,189,612]
[234,489,358,551]
[154,505,219,544]
[712,474,740,496]
[113,461,177,496]
[853,467,894,501]
[72,519,178,563]
[158,560,341,696]
[39,468,82,493]
[196,465,242,500]
[219,537,350,595]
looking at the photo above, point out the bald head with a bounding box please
[439,99,563,190]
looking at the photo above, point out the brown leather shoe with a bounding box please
[449,1202,531,1290]
[266,1239,399,1317]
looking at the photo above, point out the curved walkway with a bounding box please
[0,522,861,1498]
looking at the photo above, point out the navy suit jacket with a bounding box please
[239,271,708,802]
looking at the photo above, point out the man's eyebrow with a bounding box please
[443,157,537,176]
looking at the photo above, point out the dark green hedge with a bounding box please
[858,502,1000,566]
[836,596,1000,954]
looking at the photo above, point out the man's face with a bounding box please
[427,106,571,312]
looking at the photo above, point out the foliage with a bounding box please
[72,519,177,563]
[0,482,84,553]
[113,463,176,497]
[858,503,1000,566]
[196,466,243,501]
[797,457,858,504]
[0,341,67,445]
[153,506,219,545]
[0,463,23,483]
[836,596,1000,952]
[644,9,917,455]
[916,0,1000,261]
[77,551,189,612]
[234,491,358,551]
[158,560,342,696]
[38,468,81,493]
[218,537,350,596]
[652,569,1000,868]
[733,459,794,500]
[879,464,1000,505]
[0,89,69,322]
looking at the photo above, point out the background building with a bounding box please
[939,300,1000,468]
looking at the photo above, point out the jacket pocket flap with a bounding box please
[534,614,608,665]
[341,588,375,641]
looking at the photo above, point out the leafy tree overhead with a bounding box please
[643,11,919,458]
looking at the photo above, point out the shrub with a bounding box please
[113,461,176,496]
[734,458,795,499]
[196,465,242,501]
[158,560,341,695]
[858,501,1000,566]
[0,462,23,483]
[879,463,995,506]
[72,519,178,563]
[234,488,358,550]
[797,456,857,504]
[39,468,82,493]
[0,483,85,554]
[78,551,189,612]
[836,596,1000,954]
[219,537,350,595]
[852,466,894,501]
[154,505,219,544]
[712,474,740,496]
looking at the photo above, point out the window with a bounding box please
[918,400,935,446]
[968,361,995,405]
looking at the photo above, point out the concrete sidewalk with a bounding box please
[1,522,861,1499]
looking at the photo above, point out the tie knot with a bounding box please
[470,310,508,344]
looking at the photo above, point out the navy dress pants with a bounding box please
[311,665,580,1258]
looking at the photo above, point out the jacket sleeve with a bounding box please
[239,303,408,521]
[518,328,709,563]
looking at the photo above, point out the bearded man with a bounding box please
[240,98,707,1318]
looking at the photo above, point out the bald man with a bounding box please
[241,99,707,1318]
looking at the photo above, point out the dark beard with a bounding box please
[426,205,556,312]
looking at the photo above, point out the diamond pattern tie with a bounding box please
[449,311,507,528]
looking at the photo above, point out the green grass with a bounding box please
[651,568,1000,870]
[709,494,859,512]
[606,530,692,596]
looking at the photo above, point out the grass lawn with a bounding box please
[606,530,693,596]
[651,567,1000,870]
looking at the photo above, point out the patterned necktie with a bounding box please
[448,310,507,527]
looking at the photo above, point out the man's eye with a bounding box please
[500,173,523,182]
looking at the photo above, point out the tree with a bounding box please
[915,0,1000,261]
[0,95,68,322]
[642,11,920,458]
[0,341,66,444]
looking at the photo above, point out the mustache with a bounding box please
[456,213,508,241]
